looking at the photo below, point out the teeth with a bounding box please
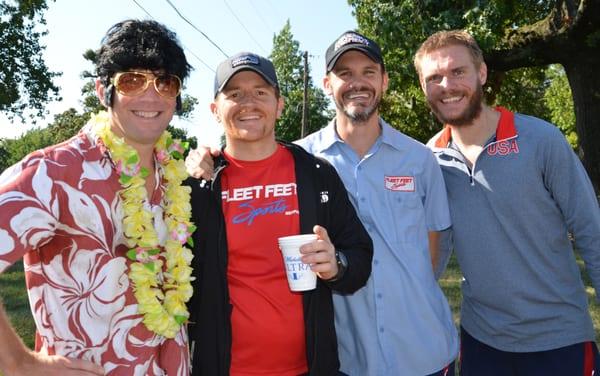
[347,93,369,99]
[133,111,159,118]
[239,114,260,121]
[441,96,462,103]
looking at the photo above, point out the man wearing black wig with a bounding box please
[0,19,194,375]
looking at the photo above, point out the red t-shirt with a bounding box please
[221,145,307,376]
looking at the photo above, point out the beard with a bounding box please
[428,81,483,127]
[334,86,381,123]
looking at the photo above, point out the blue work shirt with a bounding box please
[297,119,458,375]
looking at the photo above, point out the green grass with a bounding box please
[0,261,35,349]
[439,253,600,344]
[0,254,598,373]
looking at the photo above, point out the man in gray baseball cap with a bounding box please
[325,30,384,73]
[186,51,373,376]
[213,51,279,97]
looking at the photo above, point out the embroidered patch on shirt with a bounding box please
[487,139,520,156]
[384,176,415,192]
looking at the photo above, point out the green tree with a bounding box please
[270,20,333,142]
[0,51,199,172]
[349,0,600,192]
[544,65,577,149]
[0,126,54,171]
[0,0,60,121]
[0,40,199,173]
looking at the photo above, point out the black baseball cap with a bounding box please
[325,31,384,72]
[213,52,279,97]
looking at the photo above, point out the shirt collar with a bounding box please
[433,106,517,148]
[319,118,342,150]
[326,117,394,143]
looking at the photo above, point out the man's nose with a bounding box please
[138,81,163,99]
[439,76,456,89]
[348,78,365,90]
[238,93,255,105]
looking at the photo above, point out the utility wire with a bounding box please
[223,0,268,55]
[249,1,274,33]
[131,0,215,72]
[183,48,216,73]
[132,0,153,18]
[265,0,282,19]
[165,0,229,58]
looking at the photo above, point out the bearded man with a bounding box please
[419,30,600,376]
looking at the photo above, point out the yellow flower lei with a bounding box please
[91,111,195,338]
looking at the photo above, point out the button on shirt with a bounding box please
[297,119,458,375]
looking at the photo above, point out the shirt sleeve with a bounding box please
[422,149,452,232]
[542,127,600,300]
[0,155,58,272]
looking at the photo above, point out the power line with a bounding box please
[184,48,216,74]
[249,1,274,33]
[223,0,268,55]
[130,0,215,73]
[164,0,229,58]
[265,0,282,19]
[131,0,153,18]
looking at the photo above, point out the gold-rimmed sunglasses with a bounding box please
[111,71,182,98]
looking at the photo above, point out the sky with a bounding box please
[1,0,357,146]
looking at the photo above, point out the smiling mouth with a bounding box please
[237,113,261,121]
[345,92,370,100]
[236,111,261,121]
[133,110,160,118]
[441,95,463,104]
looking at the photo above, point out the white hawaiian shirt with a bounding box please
[0,127,189,376]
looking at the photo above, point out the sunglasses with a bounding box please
[111,71,182,98]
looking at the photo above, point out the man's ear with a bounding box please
[210,101,221,123]
[419,76,427,93]
[479,62,488,86]
[95,79,111,108]
[276,96,285,118]
[323,75,333,96]
[95,80,106,107]
[382,71,389,94]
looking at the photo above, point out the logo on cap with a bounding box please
[334,33,370,51]
[231,54,259,68]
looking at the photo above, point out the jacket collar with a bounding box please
[433,106,517,148]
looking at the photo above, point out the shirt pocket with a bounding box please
[384,190,426,244]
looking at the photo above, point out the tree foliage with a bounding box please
[544,66,577,149]
[0,0,60,121]
[348,0,600,192]
[270,21,333,142]
[0,48,198,172]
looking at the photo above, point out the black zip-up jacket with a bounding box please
[187,141,373,376]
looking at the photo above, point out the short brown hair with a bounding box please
[413,30,484,79]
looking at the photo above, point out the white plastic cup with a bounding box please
[277,234,318,291]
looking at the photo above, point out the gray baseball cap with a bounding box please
[214,52,279,97]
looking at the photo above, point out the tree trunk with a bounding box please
[563,57,600,193]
